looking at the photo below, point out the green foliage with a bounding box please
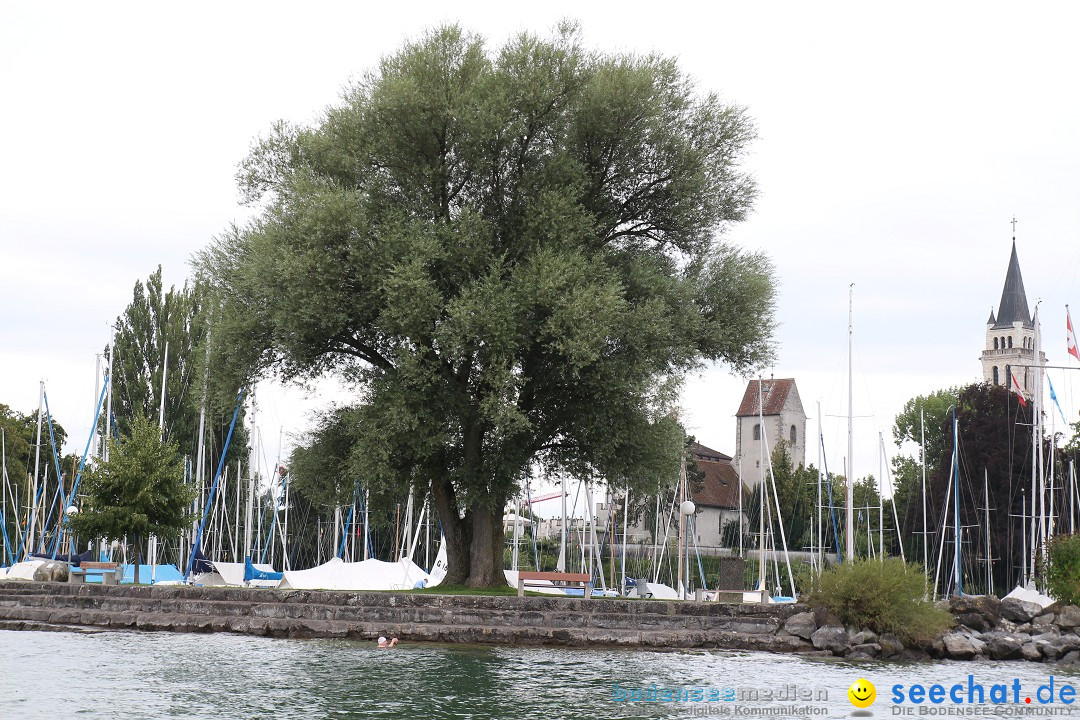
[197,24,774,585]
[892,388,959,472]
[1,403,72,489]
[69,414,194,543]
[288,405,358,510]
[897,383,1033,593]
[808,558,951,643]
[1047,534,1080,606]
[112,268,250,468]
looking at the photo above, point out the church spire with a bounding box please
[993,239,1033,329]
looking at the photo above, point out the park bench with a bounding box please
[69,561,122,586]
[516,571,592,598]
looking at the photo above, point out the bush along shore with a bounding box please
[780,595,1080,664]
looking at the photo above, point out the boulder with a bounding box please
[1052,634,1080,656]
[812,606,842,629]
[1033,613,1056,629]
[32,561,69,583]
[1061,650,1080,666]
[1021,642,1042,662]
[1001,597,1046,624]
[983,633,1025,661]
[811,625,849,653]
[878,633,905,658]
[951,594,1001,631]
[782,612,818,640]
[1057,606,1080,629]
[850,629,878,645]
[998,618,1020,633]
[942,632,979,660]
[848,642,881,659]
[955,612,991,632]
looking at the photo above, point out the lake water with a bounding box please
[4,629,1080,719]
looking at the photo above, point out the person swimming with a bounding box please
[377,636,398,648]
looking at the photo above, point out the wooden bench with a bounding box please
[69,561,122,586]
[517,571,592,598]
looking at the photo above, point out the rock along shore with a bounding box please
[0,581,1077,664]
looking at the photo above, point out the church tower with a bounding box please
[980,240,1044,395]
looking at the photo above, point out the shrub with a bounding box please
[807,557,952,644]
[1047,534,1080,606]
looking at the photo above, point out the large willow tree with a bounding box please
[197,24,776,586]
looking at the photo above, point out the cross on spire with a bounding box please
[1011,216,1017,236]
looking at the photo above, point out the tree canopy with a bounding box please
[197,24,776,585]
[108,266,248,468]
[69,413,194,583]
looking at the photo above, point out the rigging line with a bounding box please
[48,378,109,559]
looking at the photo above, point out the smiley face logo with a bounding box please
[848,678,876,708]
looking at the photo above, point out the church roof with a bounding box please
[688,442,740,509]
[993,241,1033,329]
[736,378,801,417]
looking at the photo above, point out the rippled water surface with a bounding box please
[4,629,1080,719]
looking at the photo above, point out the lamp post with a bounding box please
[680,500,695,599]
[63,505,78,557]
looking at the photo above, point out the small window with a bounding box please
[1008,336,1013,349]
[994,337,999,350]
[753,423,761,441]
[790,425,797,446]
[993,366,999,385]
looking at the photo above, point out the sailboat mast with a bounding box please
[757,379,767,589]
[1071,460,1076,535]
[952,407,961,596]
[921,407,928,574]
[985,470,992,597]
[104,345,114,462]
[846,285,855,563]
[878,431,884,559]
[27,380,44,558]
[1029,306,1041,581]
[816,401,823,572]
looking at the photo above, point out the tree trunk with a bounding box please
[466,506,505,588]
[432,475,470,586]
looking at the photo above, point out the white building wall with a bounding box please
[733,385,807,489]
[980,320,1045,395]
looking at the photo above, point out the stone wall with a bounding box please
[0,581,810,649]
[3,581,1079,664]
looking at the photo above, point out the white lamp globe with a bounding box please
[680,500,696,516]
[65,505,79,516]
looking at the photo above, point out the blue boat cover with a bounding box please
[244,556,283,582]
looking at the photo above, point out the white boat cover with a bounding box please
[503,569,620,597]
[279,556,431,591]
[1004,583,1055,608]
[0,560,45,581]
[193,561,280,588]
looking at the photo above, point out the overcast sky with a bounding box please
[3,1,1080,508]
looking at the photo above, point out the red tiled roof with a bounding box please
[735,378,797,417]
[688,441,730,463]
[689,444,741,509]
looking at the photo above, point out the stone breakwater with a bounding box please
[0,582,1078,664]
